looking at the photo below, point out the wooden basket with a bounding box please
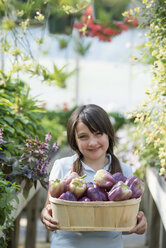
[49,196,141,231]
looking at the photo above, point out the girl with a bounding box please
[41,104,147,248]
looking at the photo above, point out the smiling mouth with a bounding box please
[88,147,101,152]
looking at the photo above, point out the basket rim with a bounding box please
[49,196,141,207]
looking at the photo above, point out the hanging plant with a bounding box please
[73,5,138,42]
[48,13,75,35]
[94,0,131,24]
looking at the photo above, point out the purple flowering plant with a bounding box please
[0,129,58,198]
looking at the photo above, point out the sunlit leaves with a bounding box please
[48,0,91,14]
[2,18,15,31]
[127,0,166,177]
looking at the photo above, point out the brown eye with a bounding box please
[79,135,88,139]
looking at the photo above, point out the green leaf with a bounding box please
[0,211,5,226]
[3,116,14,125]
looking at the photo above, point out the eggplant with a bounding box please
[79,196,91,202]
[112,172,127,183]
[129,177,145,199]
[86,182,108,201]
[59,191,77,201]
[108,181,132,201]
[125,176,137,187]
[94,169,115,189]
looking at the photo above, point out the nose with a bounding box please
[88,135,98,146]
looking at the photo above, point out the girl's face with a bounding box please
[75,121,109,164]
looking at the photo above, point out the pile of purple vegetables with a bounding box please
[49,169,144,202]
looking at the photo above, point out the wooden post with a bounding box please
[6,213,21,248]
[159,220,166,248]
[25,192,39,248]
[144,181,150,246]
[147,192,160,248]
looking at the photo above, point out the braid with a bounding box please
[108,154,123,174]
[71,157,83,176]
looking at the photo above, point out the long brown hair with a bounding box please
[67,104,122,175]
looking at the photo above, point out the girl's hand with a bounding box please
[129,211,147,234]
[41,204,60,231]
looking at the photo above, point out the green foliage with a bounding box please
[48,0,91,14]
[108,112,127,131]
[0,73,45,157]
[56,36,70,50]
[40,106,78,146]
[13,0,46,20]
[127,0,166,177]
[74,37,92,56]
[0,129,58,198]
[41,117,66,147]
[41,106,77,127]
[94,0,131,24]
[0,173,20,248]
[0,1,75,89]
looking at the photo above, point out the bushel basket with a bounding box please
[50,196,141,231]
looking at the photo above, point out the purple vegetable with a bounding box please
[108,181,132,201]
[49,179,66,198]
[86,182,108,201]
[86,182,94,188]
[94,169,115,189]
[79,196,91,202]
[125,176,137,187]
[129,177,145,199]
[112,172,127,183]
[59,191,77,201]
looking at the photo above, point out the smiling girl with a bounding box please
[41,104,147,248]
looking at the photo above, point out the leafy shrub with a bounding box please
[0,173,20,248]
[125,0,166,178]
[39,106,78,146]
[0,129,58,198]
[0,74,45,157]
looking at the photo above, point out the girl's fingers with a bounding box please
[44,219,60,231]
[42,205,60,231]
[129,211,147,234]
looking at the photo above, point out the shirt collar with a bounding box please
[81,154,112,172]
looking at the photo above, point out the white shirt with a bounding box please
[49,154,133,248]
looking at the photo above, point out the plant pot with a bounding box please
[48,14,75,35]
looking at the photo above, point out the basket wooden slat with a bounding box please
[50,196,141,231]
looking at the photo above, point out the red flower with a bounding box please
[81,5,93,24]
[116,22,124,28]
[125,16,139,26]
[103,27,116,36]
[122,24,128,31]
[63,102,69,111]
[132,19,139,26]
[73,6,138,43]
[88,23,102,32]
[73,22,84,29]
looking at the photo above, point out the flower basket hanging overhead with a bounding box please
[48,13,75,35]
